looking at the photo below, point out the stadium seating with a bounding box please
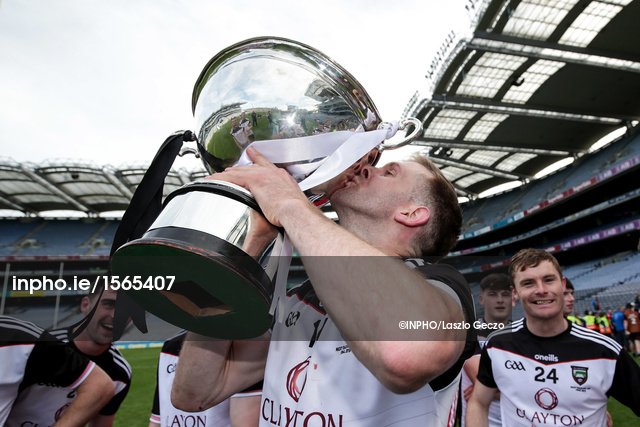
[461,131,640,235]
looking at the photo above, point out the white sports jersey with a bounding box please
[0,317,42,424]
[0,317,96,427]
[150,331,262,426]
[261,261,475,427]
[478,318,640,426]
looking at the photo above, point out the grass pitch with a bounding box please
[115,347,160,426]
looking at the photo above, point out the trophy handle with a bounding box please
[378,117,423,152]
[179,146,200,158]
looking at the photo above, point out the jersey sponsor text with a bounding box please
[261,398,343,427]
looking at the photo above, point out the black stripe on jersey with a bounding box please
[570,326,622,354]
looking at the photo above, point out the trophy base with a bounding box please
[110,226,273,339]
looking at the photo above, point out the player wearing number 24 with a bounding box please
[467,248,640,427]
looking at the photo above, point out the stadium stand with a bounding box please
[460,131,640,237]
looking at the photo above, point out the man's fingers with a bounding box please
[246,147,273,167]
[203,170,247,188]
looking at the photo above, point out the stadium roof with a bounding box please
[2,0,640,216]
[0,158,207,215]
[403,0,640,199]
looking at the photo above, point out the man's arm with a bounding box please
[462,355,480,401]
[88,414,115,427]
[54,366,114,427]
[230,394,261,427]
[172,334,269,412]
[466,381,498,427]
[215,148,467,393]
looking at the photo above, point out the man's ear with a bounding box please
[80,296,91,314]
[394,205,430,227]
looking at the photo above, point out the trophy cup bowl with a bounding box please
[111,37,394,339]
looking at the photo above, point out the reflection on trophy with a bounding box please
[110,37,421,339]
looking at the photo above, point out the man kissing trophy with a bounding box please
[110,37,422,340]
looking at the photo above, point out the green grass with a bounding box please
[204,111,275,168]
[117,349,639,426]
[114,347,160,426]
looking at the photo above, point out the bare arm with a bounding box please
[172,333,269,412]
[281,202,465,392]
[466,381,497,427]
[89,414,115,427]
[462,355,480,401]
[230,395,261,427]
[54,366,114,427]
[215,148,466,393]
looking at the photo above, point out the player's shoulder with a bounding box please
[485,318,525,347]
[101,344,133,381]
[404,258,469,292]
[47,326,71,343]
[0,316,44,343]
[568,323,622,356]
[161,330,187,356]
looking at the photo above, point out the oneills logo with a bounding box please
[286,357,311,402]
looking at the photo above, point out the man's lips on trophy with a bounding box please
[327,173,358,198]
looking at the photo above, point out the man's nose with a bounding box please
[534,281,547,294]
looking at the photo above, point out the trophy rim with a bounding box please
[190,35,382,123]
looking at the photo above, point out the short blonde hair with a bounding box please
[409,154,462,257]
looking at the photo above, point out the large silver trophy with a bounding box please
[111,37,421,338]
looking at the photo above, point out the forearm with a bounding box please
[54,367,114,427]
[89,414,115,427]
[230,395,261,427]
[172,333,268,411]
[466,399,490,427]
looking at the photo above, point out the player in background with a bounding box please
[50,289,132,426]
[563,279,585,327]
[460,273,513,427]
[467,248,640,426]
[1,316,114,427]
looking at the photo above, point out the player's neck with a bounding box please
[484,314,509,324]
[526,315,568,337]
[73,334,110,356]
[339,216,409,257]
